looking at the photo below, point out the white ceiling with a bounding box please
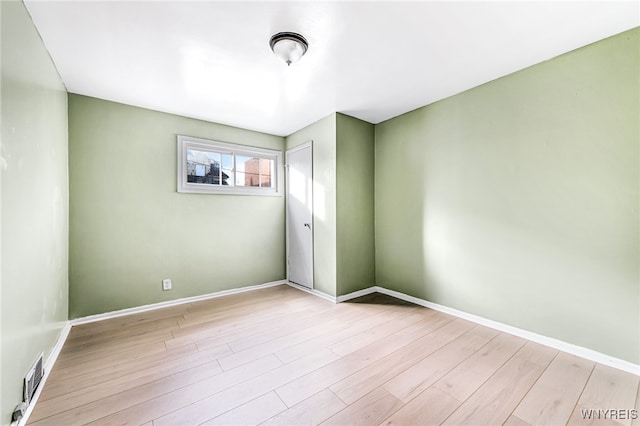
[25,1,639,137]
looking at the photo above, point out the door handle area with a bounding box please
[304,223,311,229]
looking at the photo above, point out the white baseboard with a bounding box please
[336,286,378,302]
[70,280,288,326]
[285,281,337,303]
[284,282,381,304]
[15,322,72,426]
[366,286,639,376]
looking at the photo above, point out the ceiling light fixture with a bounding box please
[269,32,308,66]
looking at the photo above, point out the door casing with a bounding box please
[285,141,314,289]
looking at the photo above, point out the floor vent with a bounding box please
[24,353,44,404]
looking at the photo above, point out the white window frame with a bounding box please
[177,135,283,196]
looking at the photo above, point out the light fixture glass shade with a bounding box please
[270,32,308,66]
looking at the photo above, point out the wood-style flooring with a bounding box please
[28,285,640,425]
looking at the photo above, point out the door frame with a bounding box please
[285,141,314,289]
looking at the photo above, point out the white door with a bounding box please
[286,142,313,288]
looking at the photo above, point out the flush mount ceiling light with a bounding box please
[269,32,309,66]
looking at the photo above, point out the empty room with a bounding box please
[1,1,639,425]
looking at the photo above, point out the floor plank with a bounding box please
[38,342,201,401]
[260,389,347,426]
[504,414,533,426]
[441,355,547,425]
[29,348,229,422]
[153,349,340,426]
[633,382,640,426]
[218,308,368,371]
[30,357,224,425]
[273,304,421,364]
[26,285,638,426]
[202,392,288,425]
[432,332,527,402]
[321,388,404,426]
[85,354,283,426]
[381,323,494,403]
[512,352,594,426]
[568,363,640,426]
[330,316,468,405]
[275,313,446,408]
[380,387,462,426]
[326,309,424,356]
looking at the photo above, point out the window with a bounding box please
[177,135,282,196]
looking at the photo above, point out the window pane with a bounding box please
[259,158,273,188]
[236,155,260,187]
[221,153,233,186]
[236,156,273,188]
[187,149,225,185]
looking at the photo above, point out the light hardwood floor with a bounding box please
[28,285,639,426]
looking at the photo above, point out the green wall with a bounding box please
[285,113,376,298]
[336,113,375,295]
[285,114,337,296]
[1,1,69,424]
[68,95,285,318]
[375,28,639,364]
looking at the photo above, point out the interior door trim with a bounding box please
[285,140,314,289]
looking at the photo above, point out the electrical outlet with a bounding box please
[162,279,172,291]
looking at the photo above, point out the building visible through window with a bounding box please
[186,150,231,185]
